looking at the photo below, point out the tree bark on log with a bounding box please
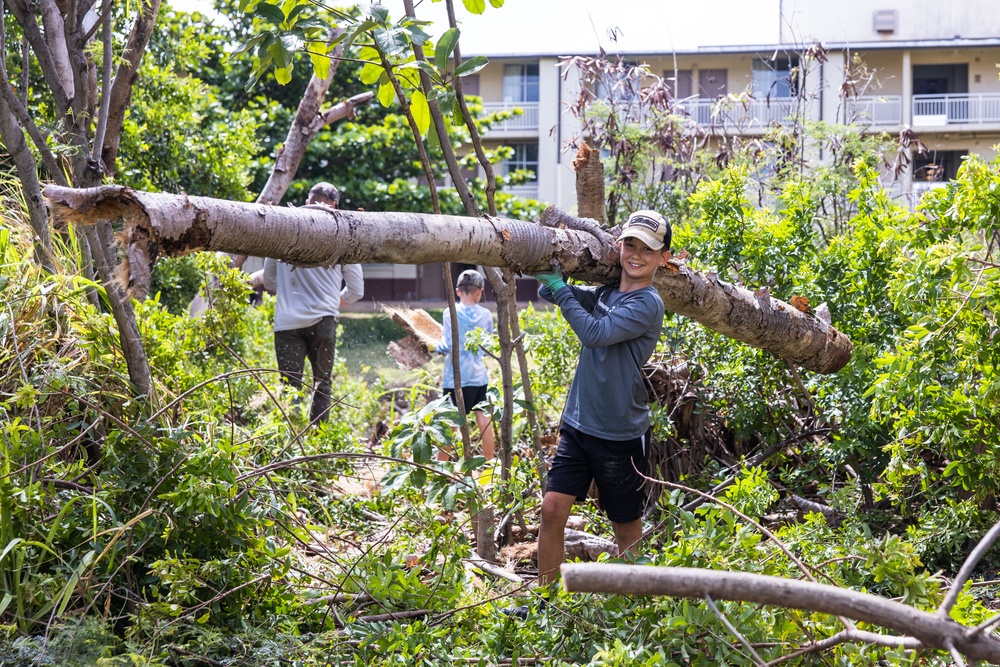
[42,185,853,374]
[572,141,606,223]
[561,563,1000,663]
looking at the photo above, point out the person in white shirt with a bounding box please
[252,183,364,423]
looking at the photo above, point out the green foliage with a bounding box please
[10,10,1000,660]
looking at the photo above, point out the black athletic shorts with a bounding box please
[546,423,650,523]
[444,385,489,414]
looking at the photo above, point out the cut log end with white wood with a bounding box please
[42,184,854,375]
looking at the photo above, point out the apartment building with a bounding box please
[465,0,1000,206]
[362,0,1000,303]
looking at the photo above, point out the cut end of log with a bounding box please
[43,184,140,229]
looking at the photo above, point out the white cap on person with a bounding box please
[617,210,671,250]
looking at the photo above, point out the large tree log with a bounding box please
[562,563,1000,663]
[42,185,852,374]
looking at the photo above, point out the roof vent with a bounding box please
[873,9,898,34]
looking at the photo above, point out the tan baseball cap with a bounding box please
[617,210,671,250]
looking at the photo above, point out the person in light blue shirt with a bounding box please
[432,269,495,460]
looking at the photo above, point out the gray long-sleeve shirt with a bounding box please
[263,259,364,331]
[540,282,664,440]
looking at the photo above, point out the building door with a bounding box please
[698,69,728,98]
[417,264,447,300]
[667,69,693,99]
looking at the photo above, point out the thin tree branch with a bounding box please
[0,0,67,183]
[938,520,1000,619]
[764,629,922,666]
[705,593,768,666]
[6,0,70,113]
[89,0,112,163]
[100,0,162,176]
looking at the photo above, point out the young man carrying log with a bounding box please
[533,210,671,590]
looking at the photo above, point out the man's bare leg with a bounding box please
[611,519,643,557]
[536,491,576,586]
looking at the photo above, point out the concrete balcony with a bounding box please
[481,102,540,134]
[912,93,1000,127]
[847,95,903,126]
[503,183,539,200]
[677,96,799,131]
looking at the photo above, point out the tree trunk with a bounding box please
[0,96,54,270]
[42,185,854,374]
[257,91,374,205]
[561,563,1000,663]
[573,141,606,223]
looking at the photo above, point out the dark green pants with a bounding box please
[274,316,337,423]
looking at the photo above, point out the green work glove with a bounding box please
[534,266,566,292]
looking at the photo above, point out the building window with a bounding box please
[503,142,538,182]
[913,150,963,183]
[752,56,799,97]
[503,63,539,103]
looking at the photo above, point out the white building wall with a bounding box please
[781,0,1000,44]
[536,57,561,207]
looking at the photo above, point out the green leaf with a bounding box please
[374,27,410,56]
[254,2,285,25]
[280,32,304,53]
[488,0,504,6]
[405,24,432,46]
[462,0,486,14]
[285,1,306,22]
[229,34,266,60]
[369,3,389,23]
[0,592,12,618]
[410,90,431,136]
[275,64,293,85]
[360,62,385,85]
[310,52,331,80]
[412,432,432,464]
[269,39,293,68]
[257,33,276,57]
[377,81,396,107]
[454,55,488,77]
[399,60,442,85]
[435,27,460,70]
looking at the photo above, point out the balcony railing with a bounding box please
[503,183,539,200]
[911,181,948,200]
[677,97,799,128]
[847,95,902,125]
[912,93,1000,126]
[481,102,539,133]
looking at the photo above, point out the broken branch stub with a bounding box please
[43,184,852,374]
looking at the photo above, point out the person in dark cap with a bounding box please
[430,268,495,460]
[531,209,671,590]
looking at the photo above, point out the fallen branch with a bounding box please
[464,553,524,584]
[561,564,1000,663]
[43,185,853,374]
